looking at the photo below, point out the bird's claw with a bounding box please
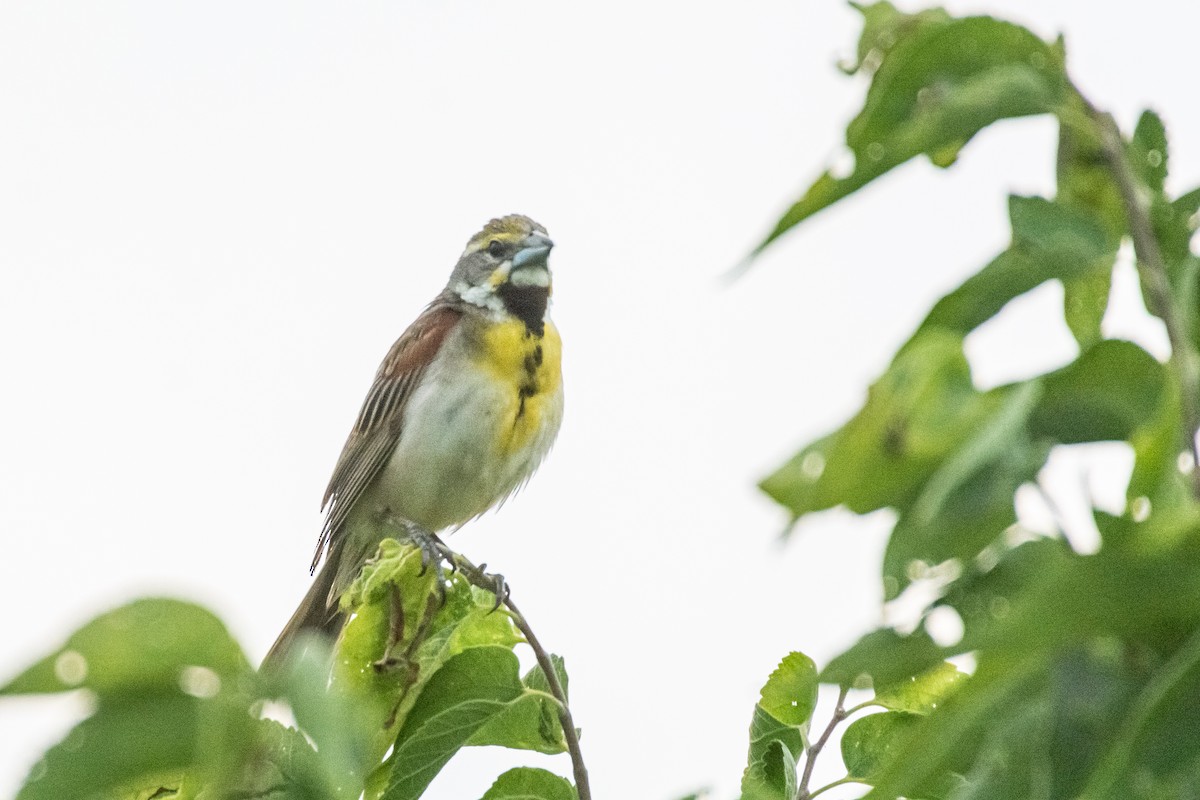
[476,563,510,612]
[388,517,453,601]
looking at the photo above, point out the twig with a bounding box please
[452,554,592,800]
[796,685,849,800]
[808,776,866,800]
[1076,90,1200,499]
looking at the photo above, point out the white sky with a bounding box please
[1,1,1197,798]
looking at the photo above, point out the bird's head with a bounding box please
[448,214,555,330]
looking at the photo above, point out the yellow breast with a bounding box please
[472,318,563,455]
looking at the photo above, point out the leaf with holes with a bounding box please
[331,539,524,766]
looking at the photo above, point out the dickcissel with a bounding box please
[263,214,562,669]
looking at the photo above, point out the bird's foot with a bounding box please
[384,516,454,601]
[474,562,510,612]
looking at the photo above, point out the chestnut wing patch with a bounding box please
[310,303,462,572]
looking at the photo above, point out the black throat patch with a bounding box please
[497,284,548,337]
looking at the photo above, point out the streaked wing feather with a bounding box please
[310,302,461,573]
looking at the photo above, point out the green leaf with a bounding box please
[740,653,816,800]
[1054,109,1122,350]
[17,694,201,800]
[939,538,1071,643]
[951,691,1054,800]
[110,784,183,800]
[847,18,1062,153]
[1087,628,1200,797]
[521,653,568,701]
[974,542,1200,671]
[1158,185,1200,352]
[1008,193,1114,265]
[1,599,249,697]
[740,738,797,800]
[874,662,968,715]
[383,646,525,800]
[1045,646,1141,798]
[1056,106,1126,240]
[841,711,922,781]
[270,638,369,797]
[1028,339,1165,444]
[884,439,1048,600]
[1131,110,1169,194]
[1127,379,1191,511]
[912,537,1200,796]
[1167,187,1200,271]
[857,657,1048,800]
[330,539,523,767]
[919,196,1114,336]
[883,381,1046,599]
[469,656,570,754]
[754,17,1064,253]
[821,629,947,694]
[759,652,819,726]
[234,719,334,800]
[480,768,577,800]
[842,1,952,76]
[341,538,441,616]
[944,644,1145,799]
[1063,267,1114,348]
[762,331,990,520]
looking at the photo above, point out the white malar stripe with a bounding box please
[454,281,505,314]
[509,266,550,288]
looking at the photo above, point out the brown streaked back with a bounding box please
[311,301,463,572]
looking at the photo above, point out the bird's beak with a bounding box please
[511,233,554,271]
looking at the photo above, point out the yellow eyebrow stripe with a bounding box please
[462,214,544,253]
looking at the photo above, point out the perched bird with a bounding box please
[263,214,563,669]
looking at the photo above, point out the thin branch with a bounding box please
[808,776,868,800]
[1076,90,1200,499]
[844,699,882,716]
[452,554,592,800]
[796,685,850,800]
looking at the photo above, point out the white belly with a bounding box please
[367,358,563,532]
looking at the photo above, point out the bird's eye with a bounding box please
[487,240,506,258]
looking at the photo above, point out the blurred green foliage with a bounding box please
[1,541,577,800]
[741,2,1200,799]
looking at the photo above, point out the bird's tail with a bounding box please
[260,552,343,674]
